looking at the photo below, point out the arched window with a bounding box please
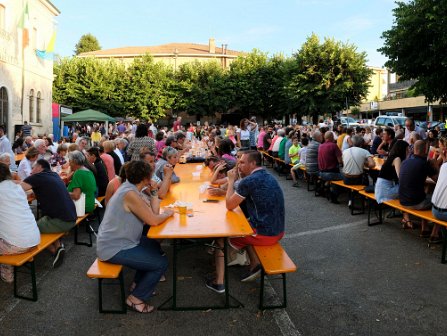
[29,89,34,123]
[0,87,8,127]
[36,91,42,123]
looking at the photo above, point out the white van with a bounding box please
[373,116,407,128]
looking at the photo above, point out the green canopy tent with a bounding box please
[61,109,115,139]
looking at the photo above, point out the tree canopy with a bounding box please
[74,33,101,55]
[54,35,372,123]
[379,0,447,103]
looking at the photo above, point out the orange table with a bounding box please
[148,163,253,310]
[15,153,25,164]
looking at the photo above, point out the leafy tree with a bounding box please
[53,57,127,116]
[288,33,372,123]
[173,61,228,117]
[74,33,101,55]
[378,0,447,103]
[123,55,175,120]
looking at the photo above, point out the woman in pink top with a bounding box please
[257,127,266,149]
[99,146,116,181]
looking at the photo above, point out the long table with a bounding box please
[148,163,253,310]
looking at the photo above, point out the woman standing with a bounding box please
[0,163,40,283]
[127,124,156,161]
[97,161,174,313]
[236,119,250,149]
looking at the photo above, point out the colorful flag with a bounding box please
[36,31,57,60]
[17,2,30,48]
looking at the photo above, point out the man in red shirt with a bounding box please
[318,131,343,203]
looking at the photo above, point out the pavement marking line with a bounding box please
[0,240,76,323]
[284,220,367,239]
[264,280,302,336]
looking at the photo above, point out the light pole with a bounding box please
[173,48,179,72]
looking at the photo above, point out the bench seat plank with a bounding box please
[383,199,447,227]
[87,259,122,279]
[331,180,365,192]
[0,233,64,267]
[254,243,297,275]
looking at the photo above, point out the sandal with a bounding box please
[401,219,413,230]
[126,299,154,313]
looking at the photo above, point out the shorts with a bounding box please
[404,195,432,211]
[229,232,284,250]
[37,216,76,233]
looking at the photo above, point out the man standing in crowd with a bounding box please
[404,118,426,143]
[173,116,182,132]
[21,159,77,268]
[21,121,32,137]
[206,151,285,293]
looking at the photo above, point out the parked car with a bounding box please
[340,117,361,128]
[373,116,407,128]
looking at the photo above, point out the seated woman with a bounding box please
[218,138,236,162]
[154,146,180,183]
[139,149,173,199]
[375,140,409,204]
[67,150,96,214]
[17,146,39,180]
[86,147,109,197]
[0,163,40,283]
[105,163,128,205]
[96,161,174,313]
[49,144,68,168]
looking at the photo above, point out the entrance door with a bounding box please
[0,87,8,129]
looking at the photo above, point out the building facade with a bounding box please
[0,0,59,139]
[78,38,243,71]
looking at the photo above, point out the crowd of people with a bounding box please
[1,114,446,312]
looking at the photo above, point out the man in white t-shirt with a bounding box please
[342,135,375,185]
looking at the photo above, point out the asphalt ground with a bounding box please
[1,166,447,336]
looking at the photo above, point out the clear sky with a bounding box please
[52,0,399,67]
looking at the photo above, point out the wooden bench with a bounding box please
[0,233,64,301]
[358,189,383,226]
[87,258,126,314]
[331,180,366,215]
[383,199,447,263]
[259,150,274,168]
[253,243,297,310]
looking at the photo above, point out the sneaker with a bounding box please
[53,246,65,268]
[228,250,250,267]
[205,279,225,294]
[240,264,262,282]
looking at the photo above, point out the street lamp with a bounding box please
[173,48,179,72]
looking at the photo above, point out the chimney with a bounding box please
[209,38,215,54]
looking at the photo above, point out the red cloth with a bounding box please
[229,232,284,250]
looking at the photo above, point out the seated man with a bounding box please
[206,151,285,293]
[399,140,437,234]
[342,135,375,185]
[21,159,77,268]
[318,131,343,203]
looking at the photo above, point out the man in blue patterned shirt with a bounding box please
[206,151,285,293]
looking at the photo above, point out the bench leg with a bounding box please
[14,261,38,301]
[367,200,383,226]
[98,271,126,314]
[74,224,93,247]
[259,270,288,310]
[441,227,447,264]
[350,191,365,216]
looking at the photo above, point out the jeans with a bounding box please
[108,236,168,301]
[319,172,343,182]
[432,207,447,221]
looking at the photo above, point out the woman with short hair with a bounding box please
[97,161,174,313]
[17,146,39,180]
[154,146,180,183]
[67,150,96,213]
